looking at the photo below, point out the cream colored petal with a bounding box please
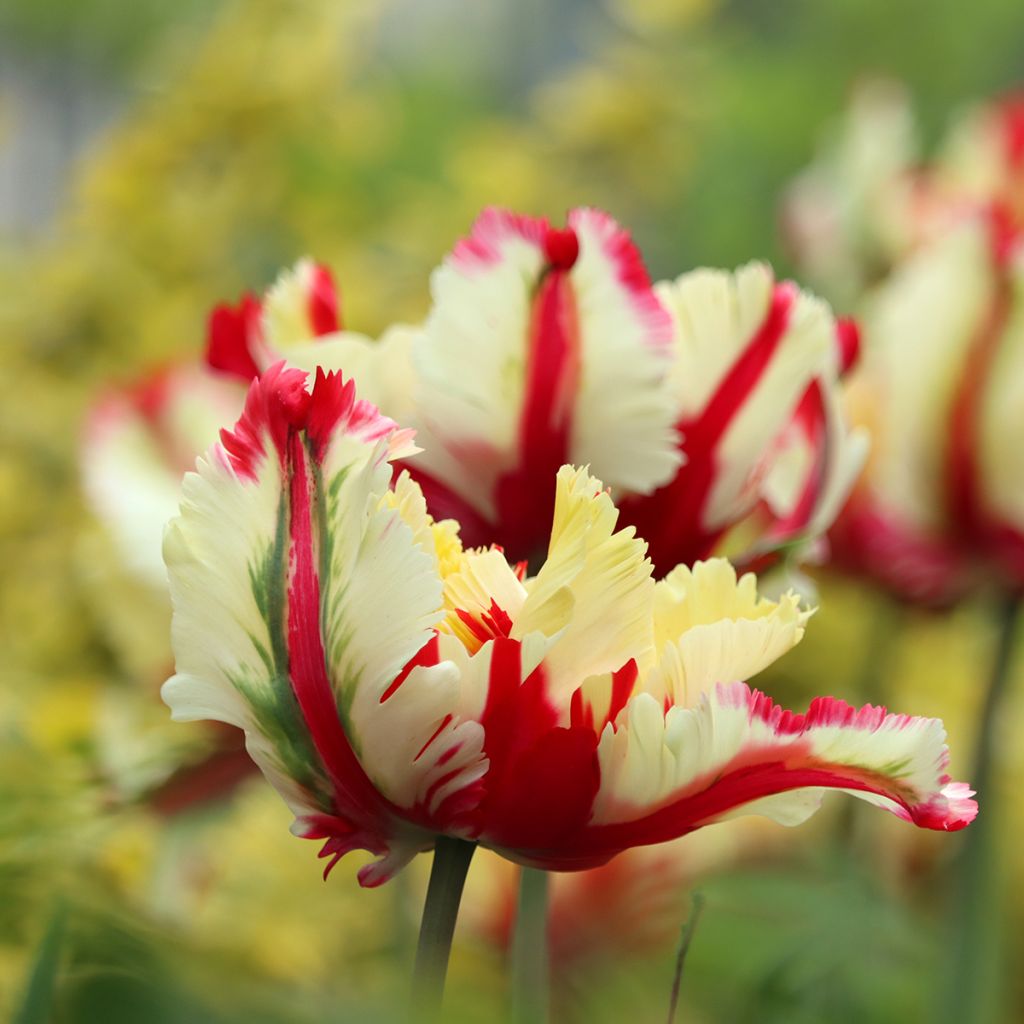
[566,207,681,495]
[513,465,654,704]
[644,559,809,705]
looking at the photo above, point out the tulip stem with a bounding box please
[942,592,1020,1024]
[667,891,706,1023]
[412,836,476,1015]
[510,867,550,1024]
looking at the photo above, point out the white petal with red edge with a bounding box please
[860,219,993,532]
[566,208,681,494]
[658,264,841,533]
[262,258,339,347]
[657,262,776,420]
[592,682,976,832]
[415,208,547,518]
[710,290,835,531]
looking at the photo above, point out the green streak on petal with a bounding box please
[233,668,331,808]
[241,488,334,810]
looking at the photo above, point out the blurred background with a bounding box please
[3,0,1024,1021]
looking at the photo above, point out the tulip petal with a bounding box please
[565,208,680,494]
[414,207,680,550]
[262,258,340,346]
[591,684,977,841]
[625,263,848,570]
[163,364,479,880]
[643,559,809,705]
[515,466,654,701]
[416,207,548,520]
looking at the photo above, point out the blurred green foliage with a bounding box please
[4,0,1024,1020]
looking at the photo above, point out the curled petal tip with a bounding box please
[544,226,580,270]
[910,782,978,832]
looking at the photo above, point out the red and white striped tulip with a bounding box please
[83,259,410,599]
[406,207,867,573]
[162,364,975,887]
[830,211,1024,604]
[207,258,341,381]
[785,83,1024,304]
[786,89,1024,603]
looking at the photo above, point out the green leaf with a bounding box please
[14,899,68,1024]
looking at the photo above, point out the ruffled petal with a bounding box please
[163,363,455,881]
[564,208,680,494]
[514,466,654,702]
[413,207,679,556]
[590,683,976,840]
[623,263,845,571]
[643,559,809,705]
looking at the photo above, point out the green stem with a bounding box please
[412,836,476,1014]
[941,593,1020,1024]
[666,892,706,1023]
[509,867,550,1024]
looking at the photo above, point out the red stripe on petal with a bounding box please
[570,661,638,735]
[494,268,581,559]
[381,634,441,703]
[455,600,514,653]
[206,293,263,382]
[285,432,393,836]
[471,640,601,848]
[761,381,828,547]
[483,727,601,851]
[608,662,638,727]
[219,363,311,480]
[685,282,798,455]
[414,714,454,763]
[305,366,399,464]
[620,283,797,573]
[835,317,861,375]
[307,263,341,335]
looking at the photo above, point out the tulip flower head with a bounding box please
[82,257,401,610]
[831,212,1024,603]
[207,258,341,382]
[784,83,1024,302]
[788,88,1024,603]
[196,211,866,579]
[405,208,867,574]
[162,364,975,886]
